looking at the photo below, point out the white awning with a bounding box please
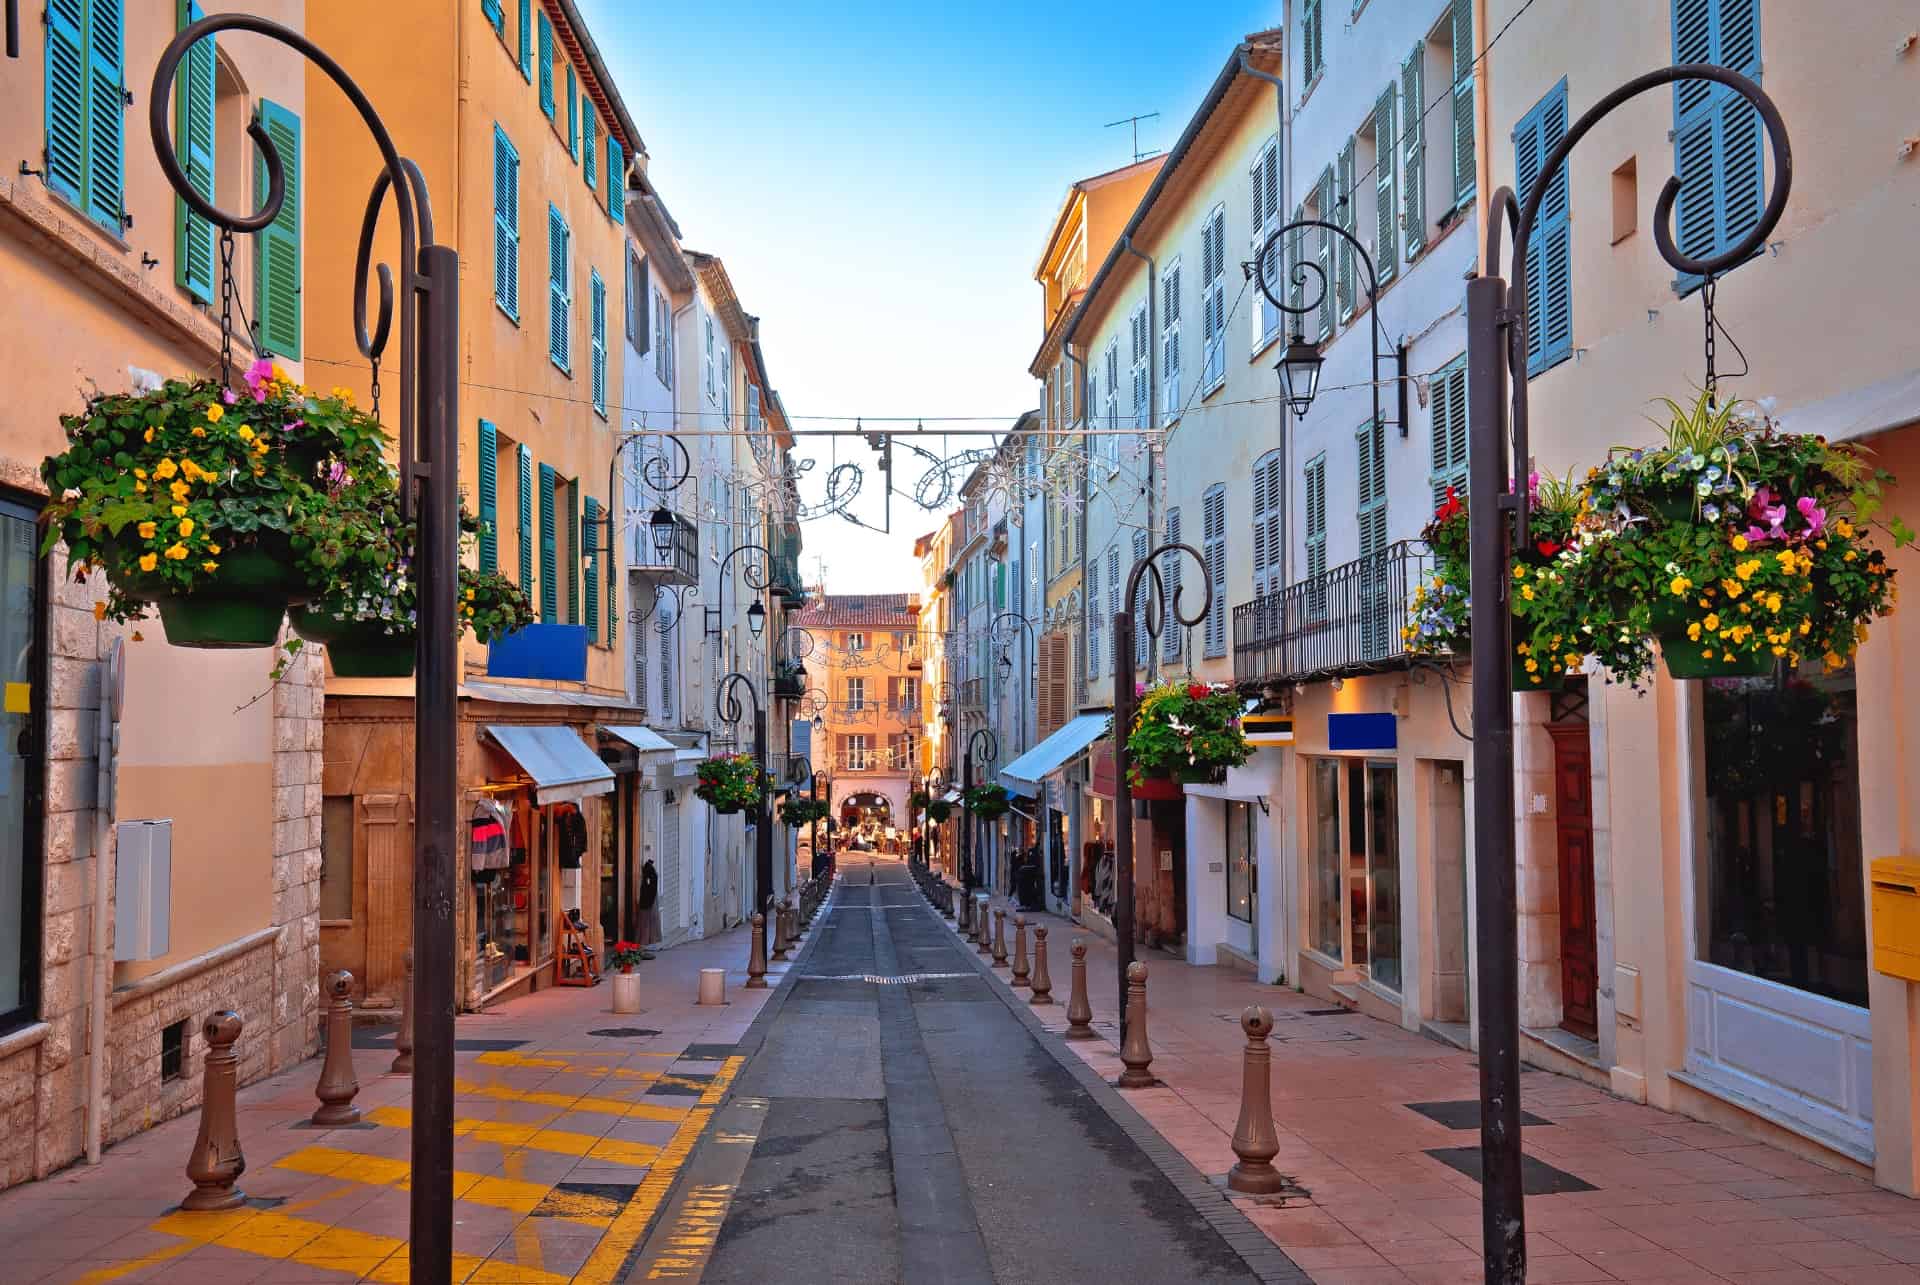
[998,712,1110,797]
[940,788,963,803]
[484,725,615,806]
[601,725,676,758]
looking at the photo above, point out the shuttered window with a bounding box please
[626,248,648,350]
[583,97,598,191]
[584,495,600,641]
[1428,356,1469,510]
[1086,554,1101,676]
[253,100,301,358]
[517,444,533,588]
[538,462,557,621]
[1203,485,1227,656]
[1334,141,1357,321]
[482,0,503,32]
[1161,508,1183,661]
[607,137,625,222]
[606,500,617,650]
[1402,45,1427,259]
[1373,84,1398,284]
[1252,450,1284,595]
[1671,0,1762,292]
[517,0,532,80]
[589,269,607,416]
[1515,79,1572,376]
[1107,548,1122,675]
[1450,0,1476,207]
[1305,455,1328,616]
[1357,421,1388,558]
[477,419,499,574]
[1251,137,1282,346]
[45,0,124,233]
[173,1,214,304]
[565,63,578,160]
[1200,205,1227,394]
[1159,261,1182,420]
[537,10,554,117]
[566,479,580,624]
[1302,0,1324,83]
[1129,305,1149,433]
[493,126,519,319]
[1132,531,1150,668]
[1313,168,1334,338]
[548,204,571,373]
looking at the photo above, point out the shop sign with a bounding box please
[1327,712,1396,752]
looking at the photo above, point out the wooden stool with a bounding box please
[556,915,599,986]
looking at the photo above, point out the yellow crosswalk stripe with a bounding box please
[452,1076,692,1122]
[273,1145,620,1227]
[473,1050,668,1079]
[146,1206,572,1283]
[364,1105,662,1169]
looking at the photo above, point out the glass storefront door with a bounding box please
[0,498,40,1028]
[1311,760,1342,958]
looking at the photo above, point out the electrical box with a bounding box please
[1870,856,1920,982]
[115,820,171,961]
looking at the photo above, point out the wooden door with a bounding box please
[1548,725,1597,1039]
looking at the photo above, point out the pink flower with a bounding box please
[221,388,238,405]
[242,356,275,403]
[1135,682,1147,696]
[1795,496,1826,536]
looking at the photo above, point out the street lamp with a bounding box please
[648,505,677,557]
[746,597,766,638]
[716,672,774,931]
[707,542,774,639]
[960,727,997,892]
[1254,221,1409,433]
[1276,334,1325,419]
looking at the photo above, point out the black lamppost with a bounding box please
[960,727,997,892]
[1457,67,1788,1283]
[706,542,774,640]
[152,15,463,1278]
[717,673,774,930]
[1254,219,1410,432]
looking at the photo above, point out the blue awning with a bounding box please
[484,725,616,805]
[998,712,1111,797]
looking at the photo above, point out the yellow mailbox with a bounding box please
[1871,857,1920,982]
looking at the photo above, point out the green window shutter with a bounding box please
[1451,0,1476,206]
[582,99,598,191]
[605,502,617,650]
[1402,45,1426,258]
[1672,0,1763,292]
[517,443,533,589]
[590,270,606,415]
[253,100,301,358]
[477,419,498,574]
[492,125,518,319]
[548,205,570,372]
[173,1,215,304]
[1374,84,1397,284]
[1302,0,1322,82]
[482,0,503,31]
[45,0,87,208]
[538,462,557,621]
[1314,169,1333,339]
[517,0,532,79]
[583,496,600,640]
[537,10,554,117]
[607,137,625,223]
[567,480,580,624]
[1428,357,1469,510]
[565,63,578,159]
[85,0,125,231]
[1515,79,1572,376]
[1334,141,1356,320]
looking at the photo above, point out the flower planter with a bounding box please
[125,544,306,649]
[1175,763,1229,786]
[610,970,642,1014]
[291,607,416,677]
[1659,640,1773,680]
[1512,667,1567,693]
[1132,773,1184,801]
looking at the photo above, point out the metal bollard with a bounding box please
[746,913,768,989]
[1010,915,1030,988]
[991,906,1009,969]
[1064,939,1096,1039]
[956,889,971,934]
[1117,962,1154,1089]
[942,885,954,919]
[1228,1006,1288,1194]
[390,949,414,1075]
[182,1010,247,1210]
[771,904,790,962]
[975,897,993,956]
[1029,926,1053,1005]
[312,970,362,1126]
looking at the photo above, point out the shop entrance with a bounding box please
[1549,723,1598,1040]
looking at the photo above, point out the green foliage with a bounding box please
[962,783,1010,818]
[695,754,768,813]
[1126,681,1251,785]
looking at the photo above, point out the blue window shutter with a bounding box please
[517,0,532,79]
[539,463,557,621]
[607,137,624,223]
[482,0,503,31]
[565,63,578,160]
[45,0,87,207]
[567,480,580,624]
[477,420,498,574]
[548,205,570,372]
[492,126,518,319]
[1672,0,1763,292]
[253,100,301,358]
[172,1,215,304]
[537,10,554,117]
[517,443,533,589]
[590,270,606,415]
[1515,79,1571,376]
[583,496,600,640]
[582,100,597,192]
[84,0,125,231]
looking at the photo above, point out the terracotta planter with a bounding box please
[610,970,642,1014]
[1131,773,1184,801]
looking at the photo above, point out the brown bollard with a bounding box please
[1029,926,1054,1005]
[1010,915,1031,988]
[1117,962,1155,1088]
[943,885,954,919]
[771,903,790,962]
[955,888,970,933]
[991,907,1009,969]
[976,898,993,956]
[312,970,362,1126]
[1064,939,1096,1039]
[746,913,768,989]
[390,949,414,1074]
[1228,1006,1288,1194]
[182,1010,247,1210]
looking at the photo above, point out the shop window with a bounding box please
[1311,759,1342,957]
[1226,800,1254,923]
[0,497,43,1033]
[1699,667,1867,1008]
[320,796,354,921]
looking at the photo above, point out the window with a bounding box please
[482,0,504,32]
[493,126,519,319]
[1200,206,1227,394]
[565,479,580,623]
[1302,168,1334,339]
[45,0,124,233]
[1311,759,1342,957]
[1304,453,1328,612]
[1087,553,1101,675]
[1612,157,1638,244]
[0,497,43,1033]
[607,135,625,222]
[1428,356,1469,510]
[517,0,532,80]
[1132,531,1150,668]
[477,419,499,573]
[1106,547,1121,675]
[703,315,715,401]
[846,632,866,652]
[626,249,647,349]
[1161,508,1182,661]
[516,443,533,588]
[173,2,216,303]
[536,9,554,118]
[320,796,354,920]
[1371,83,1398,284]
[747,385,762,435]
[565,63,578,159]
[1226,800,1255,923]
[1357,420,1388,558]
[654,287,672,387]
[1102,339,1121,459]
[589,270,607,415]
[1129,303,1150,432]
[1250,136,1282,347]
[1302,0,1325,84]
[1447,0,1476,208]
[1159,260,1182,420]
[161,1019,188,1083]
[1672,0,1762,291]
[583,494,601,640]
[846,735,870,771]
[1515,79,1572,376]
[538,462,558,620]
[1252,449,1284,594]
[1401,46,1426,260]
[583,95,598,191]
[547,206,571,372]
[1203,484,1227,656]
[1335,140,1357,320]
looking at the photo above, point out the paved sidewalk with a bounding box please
[959,893,1920,1284]
[0,919,796,1284]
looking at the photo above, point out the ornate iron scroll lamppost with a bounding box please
[960,727,997,892]
[705,543,773,640]
[1458,67,1789,1284]
[717,672,774,925]
[1109,545,1209,1049]
[1253,221,1411,433]
[151,15,464,1280]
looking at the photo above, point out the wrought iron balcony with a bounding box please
[1232,540,1438,687]
[770,531,804,600]
[772,662,806,699]
[626,510,698,585]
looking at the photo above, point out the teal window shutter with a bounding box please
[45,0,88,209]
[582,100,597,192]
[537,10,554,117]
[1672,0,1763,292]
[1515,79,1571,377]
[589,270,606,415]
[517,0,531,80]
[1451,0,1476,207]
[253,101,301,358]
[567,480,580,624]
[46,0,124,233]
[492,125,518,319]
[85,0,125,231]
[517,443,533,589]
[607,137,624,223]
[1428,356,1470,509]
[583,496,600,640]
[1401,44,1426,258]
[605,501,617,649]
[173,1,215,304]
[1374,83,1397,284]
[548,205,570,372]
[538,463,557,621]
[566,64,578,160]
[482,0,503,31]
[477,420,498,574]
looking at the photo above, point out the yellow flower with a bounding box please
[1777,550,1797,569]
[1844,550,1856,562]
[1515,642,1531,655]
[154,458,178,480]
[1669,575,1692,596]
[178,518,195,537]
[1521,585,1535,601]
[134,482,146,493]
[1799,620,1811,635]
[170,481,190,502]
[1513,565,1526,580]
[1771,645,1787,657]
[206,404,224,423]
[202,560,219,572]
[143,428,155,443]
[1735,559,1760,581]
[254,441,269,456]
[465,588,475,600]
[163,543,189,561]
[1765,593,1782,613]
[1731,533,1749,552]
[190,427,207,437]
[136,521,157,539]
[1703,613,1721,632]
[1524,658,1539,673]
[1687,622,1702,641]
[92,601,107,621]
[237,424,254,441]
[171,504,188,518]
[134,468,147,479]
[1836,518,1854,539]
[207,544,220,555]
[138,553,158,573]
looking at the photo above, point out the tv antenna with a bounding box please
[1105,112,1161,164]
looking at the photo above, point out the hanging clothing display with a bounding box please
[556,803,589,870]
[469,798,511,879]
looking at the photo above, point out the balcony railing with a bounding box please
[626,510,698,585]
[770,530,803,600]
[1232,540,1437,687]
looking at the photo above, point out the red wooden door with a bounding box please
[1548,725,1598,1040]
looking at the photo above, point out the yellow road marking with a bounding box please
[273,1145,616,1228]
[146,1207,572,1284]
[452,1076,692,1122]
[503,1139,547,1272]
[474,1050,667,1080]
[69,1238,196,1284]
[364,1106,662,1169]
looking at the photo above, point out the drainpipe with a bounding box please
[1061,342,1090,709]
[86,640,121,1164]
[1119,235,1157,681]
[1239,50,1292,599]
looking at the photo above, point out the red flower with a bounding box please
[1187,684,1210,700]
[1536,539,1561,557]
[1435,486,1463,521]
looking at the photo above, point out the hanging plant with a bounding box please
[924,798,953,824]
[1126,681,1251,786]
[962,783,1011,819]
[41,362,387,647]
[695,754,768,815]
[779,796,827,827]
[907,789,932,811]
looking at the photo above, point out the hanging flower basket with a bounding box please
[1125,681,1251,789]
[962,784,1011,819]
[695,754,767,815]
[290,605,415,677]
[779,797,827,827]
[924,798,953,824]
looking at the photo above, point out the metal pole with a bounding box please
[412,240,461,1284]
[962,751,973,890]
[1465,274,1525,1284]
[755,707,772,920]
[1112,607,1135,1049]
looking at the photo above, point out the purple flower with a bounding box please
[242,356,275,403]
[1795,496,1826,535]
[221,388,238,406]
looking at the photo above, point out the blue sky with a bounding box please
[581,0,1277,590]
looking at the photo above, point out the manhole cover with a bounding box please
[587,1027,662,1038]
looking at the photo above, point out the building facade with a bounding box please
[794,595,922,838]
